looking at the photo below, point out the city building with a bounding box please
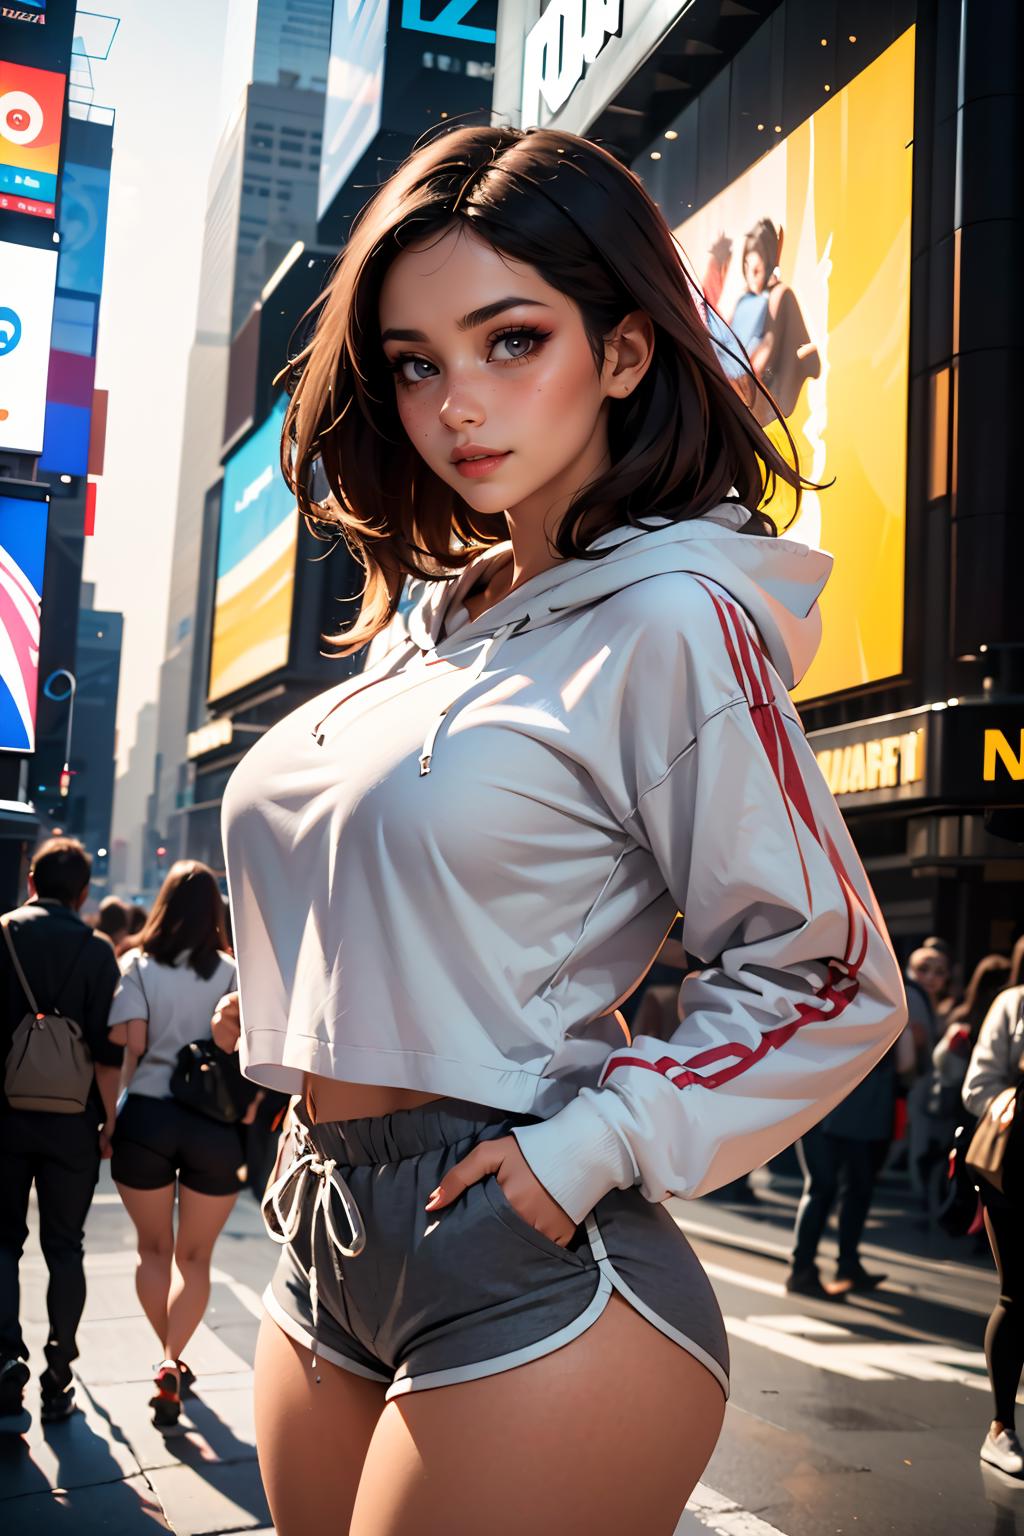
[110,698,157,896]
[491,0,1024,967]
[0,1,114,905]
[149,0,333,877]
[60,582,123,890]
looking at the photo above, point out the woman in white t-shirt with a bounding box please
[107,861,246,1427]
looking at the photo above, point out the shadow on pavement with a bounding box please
[0,1407,171,1532]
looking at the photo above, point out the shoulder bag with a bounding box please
[2,915,95,1113]
[965,1081,1024,1201]
[158,961,254,1125]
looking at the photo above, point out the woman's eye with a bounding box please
[490,330,542,362]
[394,356,437,384]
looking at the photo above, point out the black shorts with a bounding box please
[111,1094,246,1197]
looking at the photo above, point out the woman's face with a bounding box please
[744,250,767,293]
[378,225,643,531]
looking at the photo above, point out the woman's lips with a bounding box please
[454,452,511,479]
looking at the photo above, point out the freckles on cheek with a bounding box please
[397,399,430,449]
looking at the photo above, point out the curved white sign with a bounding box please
[521,0,622,127]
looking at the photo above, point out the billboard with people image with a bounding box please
[677,27,914,701]
[208,398,298,703]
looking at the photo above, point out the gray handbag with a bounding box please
[2,915,94,1113]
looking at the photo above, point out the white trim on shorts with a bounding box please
[585,1214,731,1399]
[262,1284,391,1383]
[262,1212,731,1402]
[387,1268,614,1399]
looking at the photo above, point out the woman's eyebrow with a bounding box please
[459,296,548,330]
[381,297,549,346]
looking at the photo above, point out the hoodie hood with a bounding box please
[405,504,831,691]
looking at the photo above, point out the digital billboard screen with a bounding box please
[0,58,65,218]
[318,0,387,222]
[56,160,110,294]
[208,397,299,702]
[0,239,58,453]
[0,492,48,754]
[677,28,914,702]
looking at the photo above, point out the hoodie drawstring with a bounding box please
[261,1119,366,1375]
[419,620,523,776]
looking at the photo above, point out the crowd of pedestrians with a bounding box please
[776,930,1024,1476]
[0,833,1020,1486]
[0,838,247,1435]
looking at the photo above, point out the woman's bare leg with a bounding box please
[115,1182,175,1346]
[164,1186,237,1362]
[350,1292,726,1536]
[254,1315,387,1535]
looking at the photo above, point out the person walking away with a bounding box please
[905,946,951,1199]
[963,981,1024,1477]
[922,934,959,1023]
[94,895,132,956]
[785,1041,901,1298]
[0,838,123,1429]
[106,861,244,1427]
[928,955,1012,1139]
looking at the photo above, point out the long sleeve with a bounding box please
[513,584,907,1225]
[963,990,1022,1118]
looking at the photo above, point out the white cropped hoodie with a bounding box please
[222,507,907,1224]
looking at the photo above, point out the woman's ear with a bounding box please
[602,310,655,399]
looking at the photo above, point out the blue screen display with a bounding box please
[57,161,110,296]
[38,399,90,475]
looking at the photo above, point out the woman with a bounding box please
[107,861,242,1427]
[729,218,820,426]
[931,954,1012,1116]
[221,126,906,1534]
[963,977,1024,1477]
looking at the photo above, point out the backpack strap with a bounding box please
[2,914,93,1018]
[51,928,97,1015]
[1,915,41,1015]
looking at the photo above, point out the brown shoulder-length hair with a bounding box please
[948,953,1013,1045]
[282,124,810,655]
[136,861,230,981]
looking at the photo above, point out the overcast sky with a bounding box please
[82,0,257,774]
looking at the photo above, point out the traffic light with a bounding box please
[59,766,72,798]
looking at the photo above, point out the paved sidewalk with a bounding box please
[0,1173,274,1534]
[0,1168,797,1536]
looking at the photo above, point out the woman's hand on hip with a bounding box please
[211,991,241,1053]
[424,1134,576,1245]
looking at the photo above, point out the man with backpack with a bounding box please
[0,838,123,1430]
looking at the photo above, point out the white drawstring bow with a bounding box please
[261,1120,366,1374]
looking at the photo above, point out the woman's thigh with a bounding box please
[254,1314,387,1536]
[350,1292,726,1536]
[174,1185,237,1262]
[116,1182,175,1251]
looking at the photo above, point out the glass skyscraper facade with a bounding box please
[253,0,333,90]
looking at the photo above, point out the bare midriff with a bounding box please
[303,1073,445,1125]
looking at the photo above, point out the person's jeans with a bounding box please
[792,1126,883,1275]
[0,1108,100,1387]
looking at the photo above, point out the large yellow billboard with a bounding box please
[677,27,914,700]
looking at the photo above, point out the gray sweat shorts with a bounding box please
[262,1097,729,1402]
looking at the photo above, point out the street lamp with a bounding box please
[43,669,77,798]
